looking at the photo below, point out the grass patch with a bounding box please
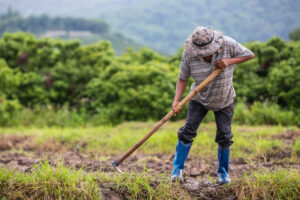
[1,160,299,200]
[231,169,300,200]
[96,171,188,199]
[0,122,298,159]
[0,160,187,200]
[0,160,101,200]
[293,140,300,157]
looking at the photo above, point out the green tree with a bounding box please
[289,27,300,41]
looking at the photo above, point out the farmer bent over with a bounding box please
[171,27,254,184]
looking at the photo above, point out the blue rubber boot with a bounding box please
[171,140,192,181]
[217,146,231,184]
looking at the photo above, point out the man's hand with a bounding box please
[172,100,182,115]
[214,55,255,69]
[214,58,231,69]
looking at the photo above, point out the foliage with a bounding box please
[85,62,177,123]
[0,9,108,34]
[0,59,20,95]
[4,0,299,54]
[289,26,300,41]
[0,10,140,55]
[267,60,300,109]
[0,32,299,126]
[0,97,21,126]
[234,36,300,110]
[234,102,299,126]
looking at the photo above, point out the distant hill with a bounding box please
[0,10,140,55]
[1,0,300,54]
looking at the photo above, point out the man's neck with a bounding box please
[203,55,212,63]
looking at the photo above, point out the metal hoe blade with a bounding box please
[112,160,124,174]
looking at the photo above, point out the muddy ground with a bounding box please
[0,130,299,200]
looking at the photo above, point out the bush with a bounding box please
[289,26,300,41]
[234,102,299,126]
[85,62,178,123]
[0,97,22,126]
[267,60,300,109]
[0,59,20,96]
[0,32,299,126]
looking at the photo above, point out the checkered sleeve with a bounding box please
[178,50,190,81]
[230,38,254,58]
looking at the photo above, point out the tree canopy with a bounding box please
[0,33,299,125]
[1,0,299,54]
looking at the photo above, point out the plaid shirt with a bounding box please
[179,36,254,111]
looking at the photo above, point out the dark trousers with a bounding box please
[178,100,234,148]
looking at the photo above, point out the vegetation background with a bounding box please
[0,1,299,127]
[0,2,300,126]
[1,0,300,54]
[0,31,299,126]
[0,1,300,199]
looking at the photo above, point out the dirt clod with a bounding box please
[266,146,292,161]
[273,130,300,145]
[273,130,300,140]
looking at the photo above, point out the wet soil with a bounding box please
[1,151,299,176]
[272,129,300,146]
[1,151,297,200]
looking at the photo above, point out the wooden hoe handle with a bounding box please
[112,68,224,170]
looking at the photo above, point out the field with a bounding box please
[1,2,300,199]
[0,121,299,199]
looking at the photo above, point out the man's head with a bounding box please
[184,27,224,57]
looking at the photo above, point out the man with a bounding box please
[171,27,254,184]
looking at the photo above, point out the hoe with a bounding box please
[112,68,224,174]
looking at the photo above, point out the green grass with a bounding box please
[0,121,298,159]
[0,160,101,200]
[293,140,300,157]
[0,160,299,200]
[232,169,300,200]
[0,121,299,199]
[0,160,186,200]
[97,171,187,199]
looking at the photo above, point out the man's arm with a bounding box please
[215,37,255,69]
[173,49,190,114]
[172,79,188,114]
[214,54,254,69]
